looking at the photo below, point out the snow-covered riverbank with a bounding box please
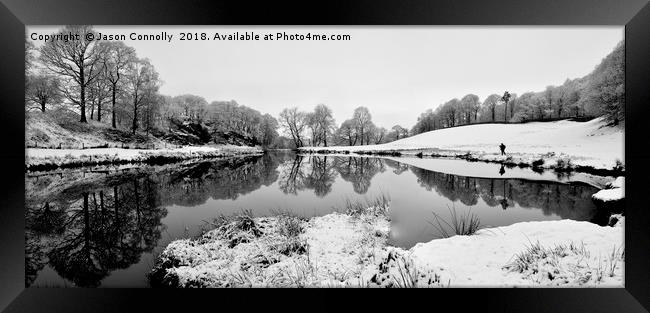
[592,177,625,202]
[299,118,624,173]
[25,145,262,171]
[150,200,624,288]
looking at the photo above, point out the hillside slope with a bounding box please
[26,110,166,149]
[301,118,624,171]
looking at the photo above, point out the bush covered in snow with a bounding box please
[149,197,395,288]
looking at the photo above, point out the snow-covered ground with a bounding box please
[592,177,625,202]
[26,110,167,149]
[152,204,624,287]
[409,219,623,287]
[300,118,623,171]
[25,145,262,170]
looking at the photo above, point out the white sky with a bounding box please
[27,26,623,129]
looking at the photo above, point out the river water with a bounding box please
[25,151,610,287]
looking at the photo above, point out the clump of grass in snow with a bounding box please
[369,249,444,288]
[504,241,569,273]
[342,193,391,217]
[267,209,309,256]
[212,209,263,248]
[596,245,625,281]
[428,205,482,238]
[271,210,306,238]
[504,241,625,286]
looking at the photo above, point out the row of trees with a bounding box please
[26,26,161,134]
[25,25,280,146]
[278,105,409,148]
[157,97,280,146]
[412,41,624,135]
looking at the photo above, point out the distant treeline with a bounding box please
[411,41,624,135]
[277,105,409,148]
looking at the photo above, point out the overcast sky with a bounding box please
[28,26,623,129]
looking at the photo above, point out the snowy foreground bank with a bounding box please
[300,118,624,172]
[25,145,262,170]
[150,202,624,288]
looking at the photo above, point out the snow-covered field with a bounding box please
[300,118,624,171]
[25,145,262,170]
[151,203,624,288]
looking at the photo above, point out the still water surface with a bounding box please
[25,151,605,287]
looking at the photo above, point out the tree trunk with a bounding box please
[132,100,138,135]
[111,83,117,128]
[40,101,46,112]
[131,88,139,135]
[359,129,364,145]
[504,101,508,122]
[97,99,102,122]
[80,67,87,123]
[491,107,495,122]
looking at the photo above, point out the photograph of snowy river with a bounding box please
[24,25,625,288]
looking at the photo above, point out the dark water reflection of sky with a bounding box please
[25,151,604,287]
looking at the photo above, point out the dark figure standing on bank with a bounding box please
[499,143,506,155]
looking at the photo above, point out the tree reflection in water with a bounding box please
[278,155,386,196]
[26,177,165,287]
[409,166,600,222]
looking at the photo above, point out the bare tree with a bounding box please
[501,91,511,122]
[174,94,208,123]
[25,38,35,72]
[87,71,111,121]
[313,104,335,147]
[461,94,480,124]
[352,106,372,145]
[390,125,408,140]
[338,119,358,146]
[39,25,106,123]
[25,75,61,112]
[125,58,159,134]
[482,94,500,122]
[99,41,136,127]
[373,126,387,144]
[279,107,307,148]
[305,112,319,146]
[260,114,279,147]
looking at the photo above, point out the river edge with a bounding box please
[149,199,625,288]
[298,148,625,177]
[25,145,263,171]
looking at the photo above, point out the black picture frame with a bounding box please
[1,0,648,312]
